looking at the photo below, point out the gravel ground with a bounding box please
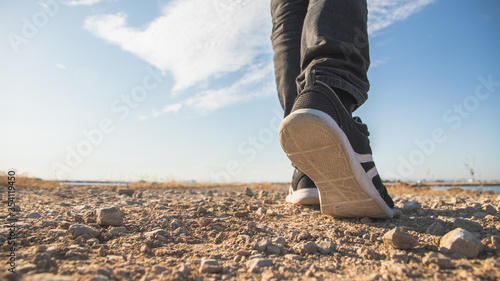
[1,183,499,281]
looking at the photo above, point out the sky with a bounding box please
[1,0,499,183]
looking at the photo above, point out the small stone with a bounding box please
[237,250,251,256]
[96,206,123,226]
[356,247,380,260]
[17,264,37,274]
[422,252,454,269]
[108,226,126,236]
[273,237,286,246]
[245,187,254,197]
[454,218,483,232]
[118,189,135,196]
[490,235,500,249]
[472,211,487,219]
[484,204,497,215]
[439,228,483,258]
[171,219,182,228]
[68,224,99,239]
[426,221,445,236]
[294,241,318,255]
[403,201,421,213]
[360,217,372,224]
[199,259,221,274]
[392,253,409,263]
[89,276,109,281]
[26,212,42,219]
[234,211,249,218]
[255,238,272,252]
[256,207,267,216]
[266,209,278,216]
[266,245,282,255]
[247,258,273,273]
[22,274,74,281]
[393,209,403,218]
[382,227,418,249]
[152,265,167,274]
[144,229,168,239]
[284,254,304,261]
[317,241,335,255]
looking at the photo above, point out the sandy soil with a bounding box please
[1,182,499,281]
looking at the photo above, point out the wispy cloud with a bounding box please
[56,63,66,69]
[67,0,105,6]
[84,0,434,115]
[368,0,435,35]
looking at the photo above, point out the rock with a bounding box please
[17,263,37,274]
[245,187,254,197]
[317,241,335,255]
[285,254,304,261]
[360,217,372,224]
[422,252,454,269]
[426,221,445,236]
[484,204,497,215]
[32,253,58,273]
[26,212,42,219]
[294,241,318,255]
[247,258,273,273]
[256,207,267,216]
[392,253,409,263]
[255,238,272,252]
[108,226,127,236]
[234,211,249,218]
[96,206,123,226]
[144,229,168,239]
[403,201,421,213]
[68,224,99,239]
[454,218,483,232]
[382,227,418,249]
[273,237,286,246]
[152,265,168,274]
[199,259,221,274]
[118,189,135,196]
[88,276,109,281]
[266,245,282,255]
[439,228,483,258]
[472,211,487,219]
[356,247,380,260]
[490,235,500,249]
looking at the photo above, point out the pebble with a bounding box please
[392,253,409,263]
[255,238,272,252]
[267,245,282,255]
[96,206,123,226]
[26,212,42,219]
[439,228,483,258]
[454,218,483,232]
[108,226,127,236]
[360,217,373,224]
[247,258,273,273]
[118,189,135,196]
[403,201,422,213]
[234,211,249,218]
[426,221,445,236]
[382,227,418,249]
[316,241,335,255]
[22,274,75,281]
[256,207,267,216]
[68,224,99,239]
[484,204,497,215]
[245,187,254,197]
[144,229,168,239]
[422,252,454,269]
[199,259,222,274]
[294,241,318,255]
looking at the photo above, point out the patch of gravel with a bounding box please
[1,184,499,281]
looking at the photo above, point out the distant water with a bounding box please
[431,185,500,193]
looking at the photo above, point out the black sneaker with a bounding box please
[286,167,320,205]
[279,80,394,218]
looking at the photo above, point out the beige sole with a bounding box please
[279,109,393,218]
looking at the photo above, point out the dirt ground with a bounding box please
[1,181,499,281]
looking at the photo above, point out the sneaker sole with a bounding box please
[285,186,320,205]
[279,109,393,218]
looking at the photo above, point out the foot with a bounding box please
[286,167,320,205]
[279,81,394,218]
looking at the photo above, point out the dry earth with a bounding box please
[1,182,499,281]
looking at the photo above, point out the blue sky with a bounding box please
[1,0,499,183]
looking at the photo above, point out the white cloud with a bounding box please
[67,0,104,6]
[56,63,66,69]
[84,0,434,115]
[368,0,435,35]
[84,0,272,92]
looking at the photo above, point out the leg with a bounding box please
[279,0,394,218]
[270,0,308,118]
[271,0,319,205]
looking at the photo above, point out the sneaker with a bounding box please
[286,167,320,205]
[279,80,394,218]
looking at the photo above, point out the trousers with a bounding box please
[270,0,371,117]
